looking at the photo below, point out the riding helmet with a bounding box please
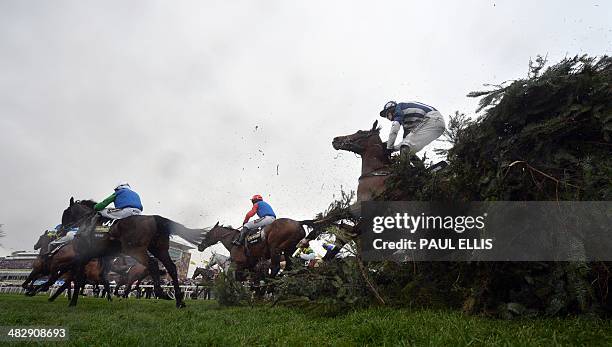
[379,101,397,117]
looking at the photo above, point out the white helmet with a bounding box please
[114,182,131,191]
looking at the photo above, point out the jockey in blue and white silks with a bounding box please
[380,101,446,155]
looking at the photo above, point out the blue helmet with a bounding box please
[380,101,397,117]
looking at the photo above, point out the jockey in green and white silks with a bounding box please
[94,182,143,219]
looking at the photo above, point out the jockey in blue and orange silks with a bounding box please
[233,194,276,246]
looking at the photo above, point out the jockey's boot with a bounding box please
[233,227,248,246]
[400,145,425,169]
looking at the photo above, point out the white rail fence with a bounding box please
[0,284,214,300]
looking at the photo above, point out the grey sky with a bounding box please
[1,0,610,257]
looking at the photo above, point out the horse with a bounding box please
[21,231,55,291]
[301,120,393,259]
[112,258,164,298]
[332,120,392,203]
[47,258,112,302]
[198,218,306,279]
[191,267,217,300]
[208,252,231,273]
[39,197,205,308]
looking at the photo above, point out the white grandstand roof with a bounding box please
[169,235,196,250]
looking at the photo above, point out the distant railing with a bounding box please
[0,284,214,300]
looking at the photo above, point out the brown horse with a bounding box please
[299,120,393,258]
[22,231,54,291]
[38,198,205,308]
[332,120,392,203]
[198,218,306,278]
[113,261,165,298]
[48,258,112,302]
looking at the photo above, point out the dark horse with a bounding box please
[198,219,306,278]
[40,197,204,308]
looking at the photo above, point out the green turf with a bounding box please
[0,295,611,346]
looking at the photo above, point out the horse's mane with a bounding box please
[76,199,97,209]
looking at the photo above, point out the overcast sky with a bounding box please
[1,0,610,260]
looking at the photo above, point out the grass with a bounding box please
[0,294,611,346]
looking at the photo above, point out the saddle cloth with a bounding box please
[246,228,266,244]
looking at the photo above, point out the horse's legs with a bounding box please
[134,280,141,299]
[29,268,64,296]
[123,277,136,298]
[49,280,71,302]
[102,281,112,301]
[269,247,282,277]
[128,251,168,300]
[323,238,347,261]
[22,268,40,290]
[284,246,296,271]
[69,263,85,307]
[150,248,185,308]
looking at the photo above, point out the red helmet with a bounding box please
[251,194,263,202]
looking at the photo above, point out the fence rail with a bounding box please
[0,284,213,300]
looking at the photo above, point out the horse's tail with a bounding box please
[153,215,204,246]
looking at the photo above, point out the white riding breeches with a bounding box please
[244,216,276,230]
[396,111,446,153]
[48,230,77,252]
[99,207,142,219]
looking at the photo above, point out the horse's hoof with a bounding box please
[177,302,186,309]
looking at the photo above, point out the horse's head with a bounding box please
[332,120,383,155]
[33,230,54,250]
[61,197,96,228]
[198,222,221,251]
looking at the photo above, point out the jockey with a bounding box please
[233,194,276,246]
[379,100,446,157]
[47,224,79,254]
[94,182,143,219]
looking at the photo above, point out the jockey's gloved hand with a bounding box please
[385,147,395,156]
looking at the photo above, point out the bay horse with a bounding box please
[112,259,163,298]
[300,120,392,258]
[22,231,54,291]
[47,258,112,302]
[198,218,306,278]
[332,120,391,203]
[42,197,204,308]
